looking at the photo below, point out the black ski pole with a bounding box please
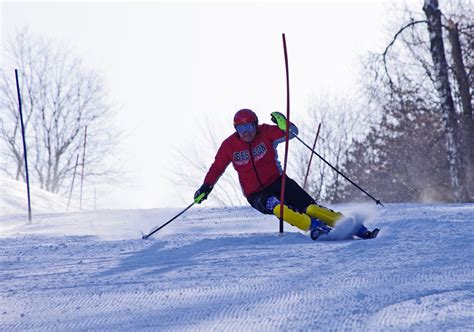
[293,134,384,207]
[142,193,206,239]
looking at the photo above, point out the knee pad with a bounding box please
[265,196,280,212]
[305,204,343,228]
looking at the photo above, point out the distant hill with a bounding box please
[0,177,72,216]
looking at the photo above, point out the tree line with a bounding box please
[326,0,473,203]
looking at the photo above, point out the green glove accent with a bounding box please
[194,183,212,204]
[270,112,287,131]
[194,192,207,204]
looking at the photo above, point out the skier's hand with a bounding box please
[271,112,287,131]
[194,184,212,204]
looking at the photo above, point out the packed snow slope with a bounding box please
[0,177,72,215]
[1,203,473,330]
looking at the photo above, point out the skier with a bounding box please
[194,109,379,240]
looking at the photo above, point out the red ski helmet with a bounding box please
[233,109,258,127]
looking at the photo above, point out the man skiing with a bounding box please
[194,109,379,240]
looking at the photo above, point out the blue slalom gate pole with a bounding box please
[15,69,32,222]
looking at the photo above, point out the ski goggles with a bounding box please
[235,123,256,134]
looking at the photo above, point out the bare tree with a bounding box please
[290,93,373,203]
[446,18,474,198]
[0,30,119,195]
[423,0,469,201]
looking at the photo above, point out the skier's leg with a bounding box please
[267,196,330,234]
[248,192,325,232]
[355,224,380,239]
[305,204,344,228]
[270,199,311,231]
[307,204,379,238]
[246,177,330,235]
[280,177,341,228]
[281,177,316,212]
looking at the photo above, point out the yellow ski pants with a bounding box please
[272,203,343,231]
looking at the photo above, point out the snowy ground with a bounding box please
[1,203,473,330]
[0,177,72,215]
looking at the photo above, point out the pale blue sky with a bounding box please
[2,0,415,209]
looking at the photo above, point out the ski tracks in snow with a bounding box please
[1,204,473,330]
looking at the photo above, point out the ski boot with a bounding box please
[309,218,332,240]
[356,226,380,239]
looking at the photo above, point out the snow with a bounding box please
[1,180,473,330]
[0,177,72,215]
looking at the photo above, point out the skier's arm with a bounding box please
[195,140,231,203]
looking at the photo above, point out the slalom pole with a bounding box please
[142,193,205,239]
[279,33,291,234]
[79,126,87,210]
[66,154,80,212]
[15,69,32,222]
[303,122,321,190]
[293,133,384,206]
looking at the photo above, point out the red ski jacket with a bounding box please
[203,123,297,197]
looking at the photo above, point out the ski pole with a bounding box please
[142,193,206,239]
[293,133,385,207]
